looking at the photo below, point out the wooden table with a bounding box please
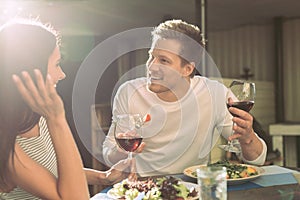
[228,184,300,200]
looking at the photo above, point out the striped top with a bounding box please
[0,117,58,200]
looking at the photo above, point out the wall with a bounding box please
[283,18,300,121]
[207,24,275,81]
[207,18,300,123]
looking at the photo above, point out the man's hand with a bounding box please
[228,106,255,145]
[104,158,137,185]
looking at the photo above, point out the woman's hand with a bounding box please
[12,69,90,199]
[12,69,65,119]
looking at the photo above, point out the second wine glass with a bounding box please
[113,114,143,159]
[219,80,255,153]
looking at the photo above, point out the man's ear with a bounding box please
[183,62,195,77]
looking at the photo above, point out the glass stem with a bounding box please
[128,152,133,160]
[229,122,236,145]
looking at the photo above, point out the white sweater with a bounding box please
[103,76,267,176]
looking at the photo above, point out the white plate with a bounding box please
[183,164,264,185]
[106,187,120,199]
[107,180,199,199]
[181,182,199,200]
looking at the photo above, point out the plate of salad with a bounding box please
[107,176,198,200]
[183,160,264,185]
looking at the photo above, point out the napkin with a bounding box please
[251,165,298,187]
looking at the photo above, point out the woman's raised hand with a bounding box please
[12,69,65,119]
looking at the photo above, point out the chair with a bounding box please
[91,103,112,195]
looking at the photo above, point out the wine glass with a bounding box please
[219,80,255,153]
[113,114,143,159]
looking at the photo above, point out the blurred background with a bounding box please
[1,0,300,192]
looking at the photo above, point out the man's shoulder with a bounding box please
[120,77,147,87]
[193,76,226,89]
[117,77,147,92]
[127,77,147,84]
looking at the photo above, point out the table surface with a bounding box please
[91,165,300,200]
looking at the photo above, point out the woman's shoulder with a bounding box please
[1,144,26,193]
[0,178,16,194]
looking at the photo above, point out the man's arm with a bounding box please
[102,134,128,165]
[240,136,267,165]
[229,106,267,165]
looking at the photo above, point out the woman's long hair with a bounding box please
[0,18,59,188]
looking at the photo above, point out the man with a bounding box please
[103,19,267,176]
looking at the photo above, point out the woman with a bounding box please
[0,19,134,199]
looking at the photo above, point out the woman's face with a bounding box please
[47,46,65,87]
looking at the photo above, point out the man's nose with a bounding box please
[148,59,160,71]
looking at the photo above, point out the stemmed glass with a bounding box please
[219,80,255,153]
[113,114,144,159]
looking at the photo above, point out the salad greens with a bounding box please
[208,160,258,179]
[190,160,259,179]
[109,176,197,200]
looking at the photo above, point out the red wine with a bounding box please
[116,137,143,152]
[227,101,254,117]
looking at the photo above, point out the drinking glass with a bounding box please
[197,166,227,200]
[219,80,255,153]
[113,114,143,159]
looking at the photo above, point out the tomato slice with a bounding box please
[144,114,151,122]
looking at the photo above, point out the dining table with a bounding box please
[90,165,300,200]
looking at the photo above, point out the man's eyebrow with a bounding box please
[159,55,171,61]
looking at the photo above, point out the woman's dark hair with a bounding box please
[0,18,60,188]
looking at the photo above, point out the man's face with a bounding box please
[146,39,189,95]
